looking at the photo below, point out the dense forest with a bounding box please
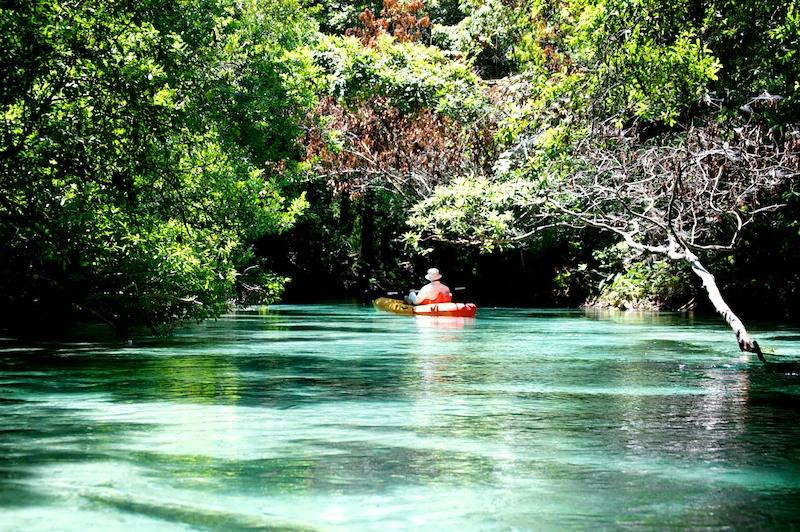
[1,0,798,337]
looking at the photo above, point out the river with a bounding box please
[2,305,800,530]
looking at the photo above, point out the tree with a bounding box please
[281,29,489,295]
[410,113,799,359]
[0,0,313,334]
[346,0,431,47]
[547,119,799,359]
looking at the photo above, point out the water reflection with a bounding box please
[0,305,799,529]
[414,316,475,331]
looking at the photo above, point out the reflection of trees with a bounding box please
[7,307,796,528]
[583,307,697,327]
[131,356,242,405]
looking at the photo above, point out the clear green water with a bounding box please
[2,305,800,530]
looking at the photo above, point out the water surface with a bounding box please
[2,305,800,530]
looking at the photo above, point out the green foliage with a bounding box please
[425,0,464,25]
[406,176,546,253]
[235,259,291,306]
[303,0,381,33]
[407,0,796,312]
[566,0,721,125]
[590,244,695,310]
[434,0,522,77]
[495,0,719,140]
[312,34,488,119]
[703,0,800,123]
[0,0,314,333]
[2,0,796,322]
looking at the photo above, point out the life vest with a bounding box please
[415,281,452,305]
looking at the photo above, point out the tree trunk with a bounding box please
[688,257,766,362]
[358,190,375,294]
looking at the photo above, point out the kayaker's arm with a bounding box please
[406,289,419,305]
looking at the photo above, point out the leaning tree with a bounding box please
[411,112,798,359]
[543,116,799,360]
[406,0,799,359]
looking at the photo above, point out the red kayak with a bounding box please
[373,298,477,318]
[412,302,477,318]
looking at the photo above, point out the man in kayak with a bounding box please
[407,268,452,305]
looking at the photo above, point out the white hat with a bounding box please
[425,268,442,281]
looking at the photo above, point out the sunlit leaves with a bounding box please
[313,33,487,120]
[407,175,544,252]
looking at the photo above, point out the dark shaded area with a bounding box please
[84,491,314,531]
[703,0,800,125]
[263,209,604,308]
[716,193,800,322]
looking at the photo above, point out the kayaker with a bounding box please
[407,268,452,305]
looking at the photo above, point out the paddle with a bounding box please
[386,286,467,296]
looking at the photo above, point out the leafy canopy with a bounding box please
[0,0,314,333]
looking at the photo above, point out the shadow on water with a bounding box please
[769,335,800,342]
[0,350,419,408]
[759,360,800,375]
[128,442,495,495]
[630,338,719,356]
[83,491,317,532]
[0,401,159,508]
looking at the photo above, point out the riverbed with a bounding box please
[2,305,800,529]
